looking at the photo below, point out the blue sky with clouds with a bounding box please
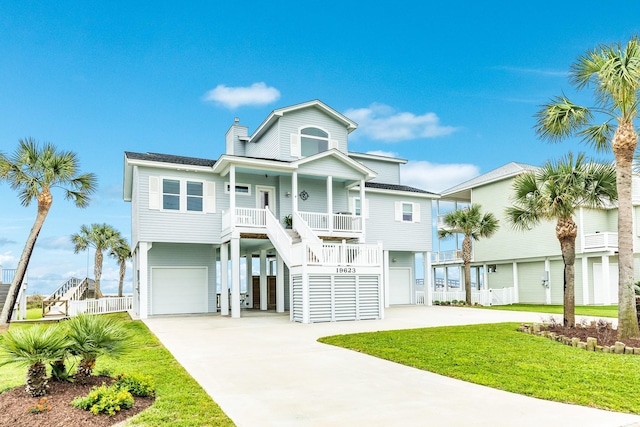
[1,1,639,294]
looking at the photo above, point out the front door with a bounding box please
[256,186,276,213]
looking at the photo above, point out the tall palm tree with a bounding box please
[438,204,499,305]
[66,314,130,382]
[534,36,640,339]
[0,324,69,396]
[71,224,122,298]
[506,153,617,327]
[0,139,97,328]
[109,237,131,297]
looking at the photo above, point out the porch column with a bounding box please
[581,256,589,305]
[327,176,333,232]
[221,242,229,315]
[260,249,267,310]
[444,267,449,292]
[424,252,432,306]
[602,255,611,305]
[231,237,241,318]
[360,179,366,240]
[482,263,488,290]
[383,250,390,308]
[544,258,551,305]
[276,254,284,313]
[246,253,253,308]
[512,262,519,304]
[292,171,298,214]
[212,245,219,313]
[229,165,236,228]
[138,242,150,319]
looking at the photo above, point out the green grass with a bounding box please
[0,313,235,426]
[26,307,43,319]
[484,304,618,318]
[319,322,640,414]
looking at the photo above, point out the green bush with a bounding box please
[26,294,44,309]
[114,372,156,397]
[71,383,134,416]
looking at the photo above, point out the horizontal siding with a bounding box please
[147,243,217,313]
[278,108,349,161]
[352,157,400,184]
[247,122,279,159]
[291,274,303,322]
[298,156,364,181]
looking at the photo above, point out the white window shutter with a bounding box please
[205,182,216,213]
[149,176,160,210]
[329,139,338,150]
[414,203,421,223]
[290,133,301,158]
[394,201,401,221]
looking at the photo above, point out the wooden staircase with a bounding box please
[0,283,9,313]
[42,277,96,319]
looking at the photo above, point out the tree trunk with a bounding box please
[94,249,103,298]
[118,260,125,297]
[556,217,577,328]
[74,358,96,383]
[462,235,473,305]
[612,120,640,339]
[0,189,52,327]
[26,362,48,397]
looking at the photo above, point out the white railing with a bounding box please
[333,213,362,232]
[431,250,463,263]
[48,277,83,300]
[235,207,267,227]
[10,281,28,321]
[68,296,133,316]
[299,211,329,231]
[432,287,514,306]
[293,212,323,245]
[2,267,18,284]
[583,232,618,252]
[306,241,382,266]
[265,208,293,266]
[416,290,426,305]
[298,211,363,234]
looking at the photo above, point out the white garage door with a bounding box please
[151,267,208,315]
[389,268,412,305]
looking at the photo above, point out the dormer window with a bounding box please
[290,127,338,158]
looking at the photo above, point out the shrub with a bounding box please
[27,397,52,413]
[71,383,134,416]
[113,372,156,397]
[26,294,45,309]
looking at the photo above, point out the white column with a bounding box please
[581,256,589,305]
[230,165,236,228]
[360,179,366,241]
[276,254,285,313]
[138,242,150,319]
[231,237,241,318]
[424,251,432,306]
[512,262,519,304]
[602,255,611,305]
[246,254,253,308]
[544,258,551,305]
[383,250,390,308]
[212,246,219,313]
[260,249,267,310]
[327,176,333,232]
[220,243,229,315]
[292,172,298,214]
[444,267,449,292]
[483,263,489,290]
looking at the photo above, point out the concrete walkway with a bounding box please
[143,306,640,427]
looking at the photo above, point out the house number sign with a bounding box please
[336,267,356,274]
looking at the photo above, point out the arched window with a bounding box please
[300,127,329,156]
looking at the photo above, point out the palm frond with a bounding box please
[534,96,593,142]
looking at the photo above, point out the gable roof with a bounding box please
[250,100,358,141]
[294,149,376,180]
[441,162,537,200]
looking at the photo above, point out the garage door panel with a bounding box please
[152,267,208,315]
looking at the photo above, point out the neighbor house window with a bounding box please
[402,203,413,222]
[225,182,251,195]
[394,201,421,223]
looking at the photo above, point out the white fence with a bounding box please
[68,296,132,316]
[431,287,515,306]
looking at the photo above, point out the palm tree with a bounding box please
[109,237,131,297]
[438,204,499,305]
[0,139,97,328]
[66,314,130,381]
[506,153,617,327]
[0,324,69,396]
[534,36,640,339]
[71,224,122,298]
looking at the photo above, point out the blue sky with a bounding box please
[1,1,639,294]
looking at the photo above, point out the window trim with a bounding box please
[149,176,215,214]
[225,182,252,196]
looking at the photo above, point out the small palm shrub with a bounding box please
[114,372,156,397]
[66,314,131,382]
[0,324,68,396]
[71,383,134,416]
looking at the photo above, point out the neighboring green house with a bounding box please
[433,162,631,306]
[123,100,437,323]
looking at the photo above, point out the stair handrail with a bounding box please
[67,278,89,301]
[264,208,294,266]
[47,277,81,300]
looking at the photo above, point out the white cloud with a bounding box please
[401,161,480,193]
[365,150,399,158]
[38,235,75,251]
[345,103,457,142]
[0,237,16,247]
[0,251,17,267]
[203,82,281,109]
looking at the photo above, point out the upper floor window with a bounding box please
[394,201,421,223]
[163,179,180,210]
[290,127,338,158]
[149,176,215,213]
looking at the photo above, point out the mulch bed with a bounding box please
[0,376,154,427]
[540,322,640,348]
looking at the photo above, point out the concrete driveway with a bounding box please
[143,306,640,427]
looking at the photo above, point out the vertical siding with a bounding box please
[278,108,349,161]
[147,243,217,313]
[363,191,432,251]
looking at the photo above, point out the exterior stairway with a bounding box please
[0,283,9,313]
[42,277,95,318]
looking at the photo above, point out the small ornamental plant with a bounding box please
[114,372,156,397]
[71,383,134,416]
[28,397,52,413]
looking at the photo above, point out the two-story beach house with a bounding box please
[433,162,640,306]
[123,100,437,322]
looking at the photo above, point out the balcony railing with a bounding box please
[224,208,363,235]
[431,250,463,263]
[583,232,618,252]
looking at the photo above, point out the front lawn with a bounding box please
[484,304,618,318]
[0,313,235,426]
[319,322,640,413]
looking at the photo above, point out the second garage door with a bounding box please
[151,267,208,315]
